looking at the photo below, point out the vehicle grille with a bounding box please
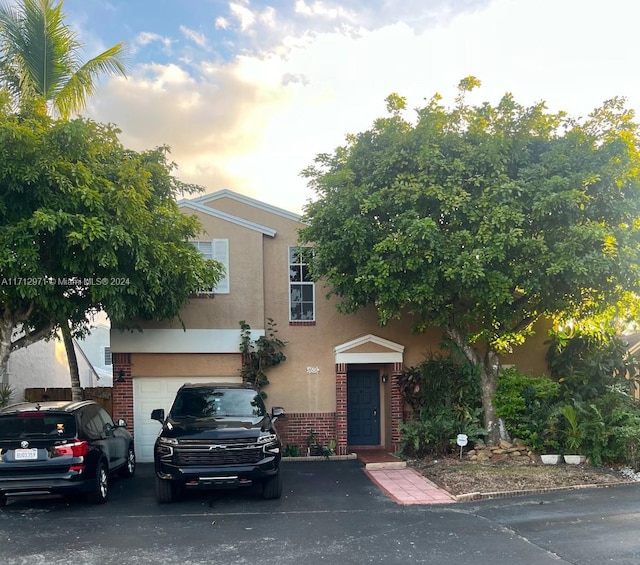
[174,446,263,466]
[176,438,257,446]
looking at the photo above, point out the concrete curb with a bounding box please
[453,479,640,502]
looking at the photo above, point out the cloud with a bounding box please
[83,0,640,215]
[294,0,357,21]
[180,26,208,48]
[215,17,230,30]
[135,32,172,50]
[229,2,256,32]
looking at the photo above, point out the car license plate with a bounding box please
[14,448,38,461]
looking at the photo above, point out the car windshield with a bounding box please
[171,389,266,419]
[0,413,77,440]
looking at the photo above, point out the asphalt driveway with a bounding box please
[1,460,640,564]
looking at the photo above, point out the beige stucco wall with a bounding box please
[502,319,553,377]
[129,192,554,416]
[142,208,267,330]
[131,353,241,378]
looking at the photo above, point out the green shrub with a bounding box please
[283,444,301,457]
[399,351,485,457]
[400,408,457,458]
[494,367,562,453]
[579,390,640,466]
[239,318,286,398]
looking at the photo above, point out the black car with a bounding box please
[0,400,135,506]
[151,382,284,503]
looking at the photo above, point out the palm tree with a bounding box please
[0,0,128,399]
[0,0,127,118]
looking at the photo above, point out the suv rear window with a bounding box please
[171,389,266,419]
[0,413,77,440]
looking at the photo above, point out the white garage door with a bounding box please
[134,376,242,463]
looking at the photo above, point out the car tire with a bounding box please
[155,476,177,503]
[121,444,136,478]
[87,460,109,504]
[262,472,282,500]
[0,495,6,508]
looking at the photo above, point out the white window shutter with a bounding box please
[196,241,213,259]
[212,239,230,293]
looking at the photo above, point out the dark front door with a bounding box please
[347,369,380,446]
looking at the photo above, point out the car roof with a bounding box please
[0,400,97,415]
[178,382,256,391]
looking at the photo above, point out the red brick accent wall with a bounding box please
[335,363,348,455]
[112,353,134,437]
[390,362,404,453]
[275,412,336,454]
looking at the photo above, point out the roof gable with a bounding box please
[178,199,277,238]
[191,189,303,223]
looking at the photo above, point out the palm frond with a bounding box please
[0,0,128,118]
[53,41,128,118]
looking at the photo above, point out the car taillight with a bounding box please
[55,440,89,458]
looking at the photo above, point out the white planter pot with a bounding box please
[540,454,562,465]
[563,455,586,465]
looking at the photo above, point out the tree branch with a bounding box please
[446,320,481,366]
[11,320,55,351]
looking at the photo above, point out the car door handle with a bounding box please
[373,408,377,418]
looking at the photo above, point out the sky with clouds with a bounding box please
[55,0,640,214]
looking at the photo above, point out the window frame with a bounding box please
[103,346,112,366]
[192,239,230,294]
[288,246,315,322]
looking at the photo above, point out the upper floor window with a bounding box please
[104,346,112,366]
[289,247,314,321]
[192,239,230,294]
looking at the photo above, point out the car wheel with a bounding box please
[121,444,136,478]
[87,460,109,504]
[155,476,177,503]
[262,472,282,500]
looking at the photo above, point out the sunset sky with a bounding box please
[56,0,640,214]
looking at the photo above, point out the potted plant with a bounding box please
[536,424,562,465]
[538,435,562,464]
[558,404,586,464]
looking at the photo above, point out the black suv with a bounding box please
[151,383,284,503]
[0,400,135,506]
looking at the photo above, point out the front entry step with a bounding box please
[352,448,407,470]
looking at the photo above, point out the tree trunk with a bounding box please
[61,322,82,401]
[478,350,506,445]
[0,317,13,386]
[446,324,508,446]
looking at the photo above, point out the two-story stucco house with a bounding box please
[110,190,550,463]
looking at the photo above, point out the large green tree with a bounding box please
[0,0,127,118]
[0,96,224,392]
[300,78,640,444]
[0,0,128,398]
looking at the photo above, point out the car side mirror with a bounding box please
[151,408,165,422]
[271,407,285,421]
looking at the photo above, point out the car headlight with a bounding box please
[258,433,280,454]
[157,436,177,456]
[257,433,278,445]
[158,436,178,445]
